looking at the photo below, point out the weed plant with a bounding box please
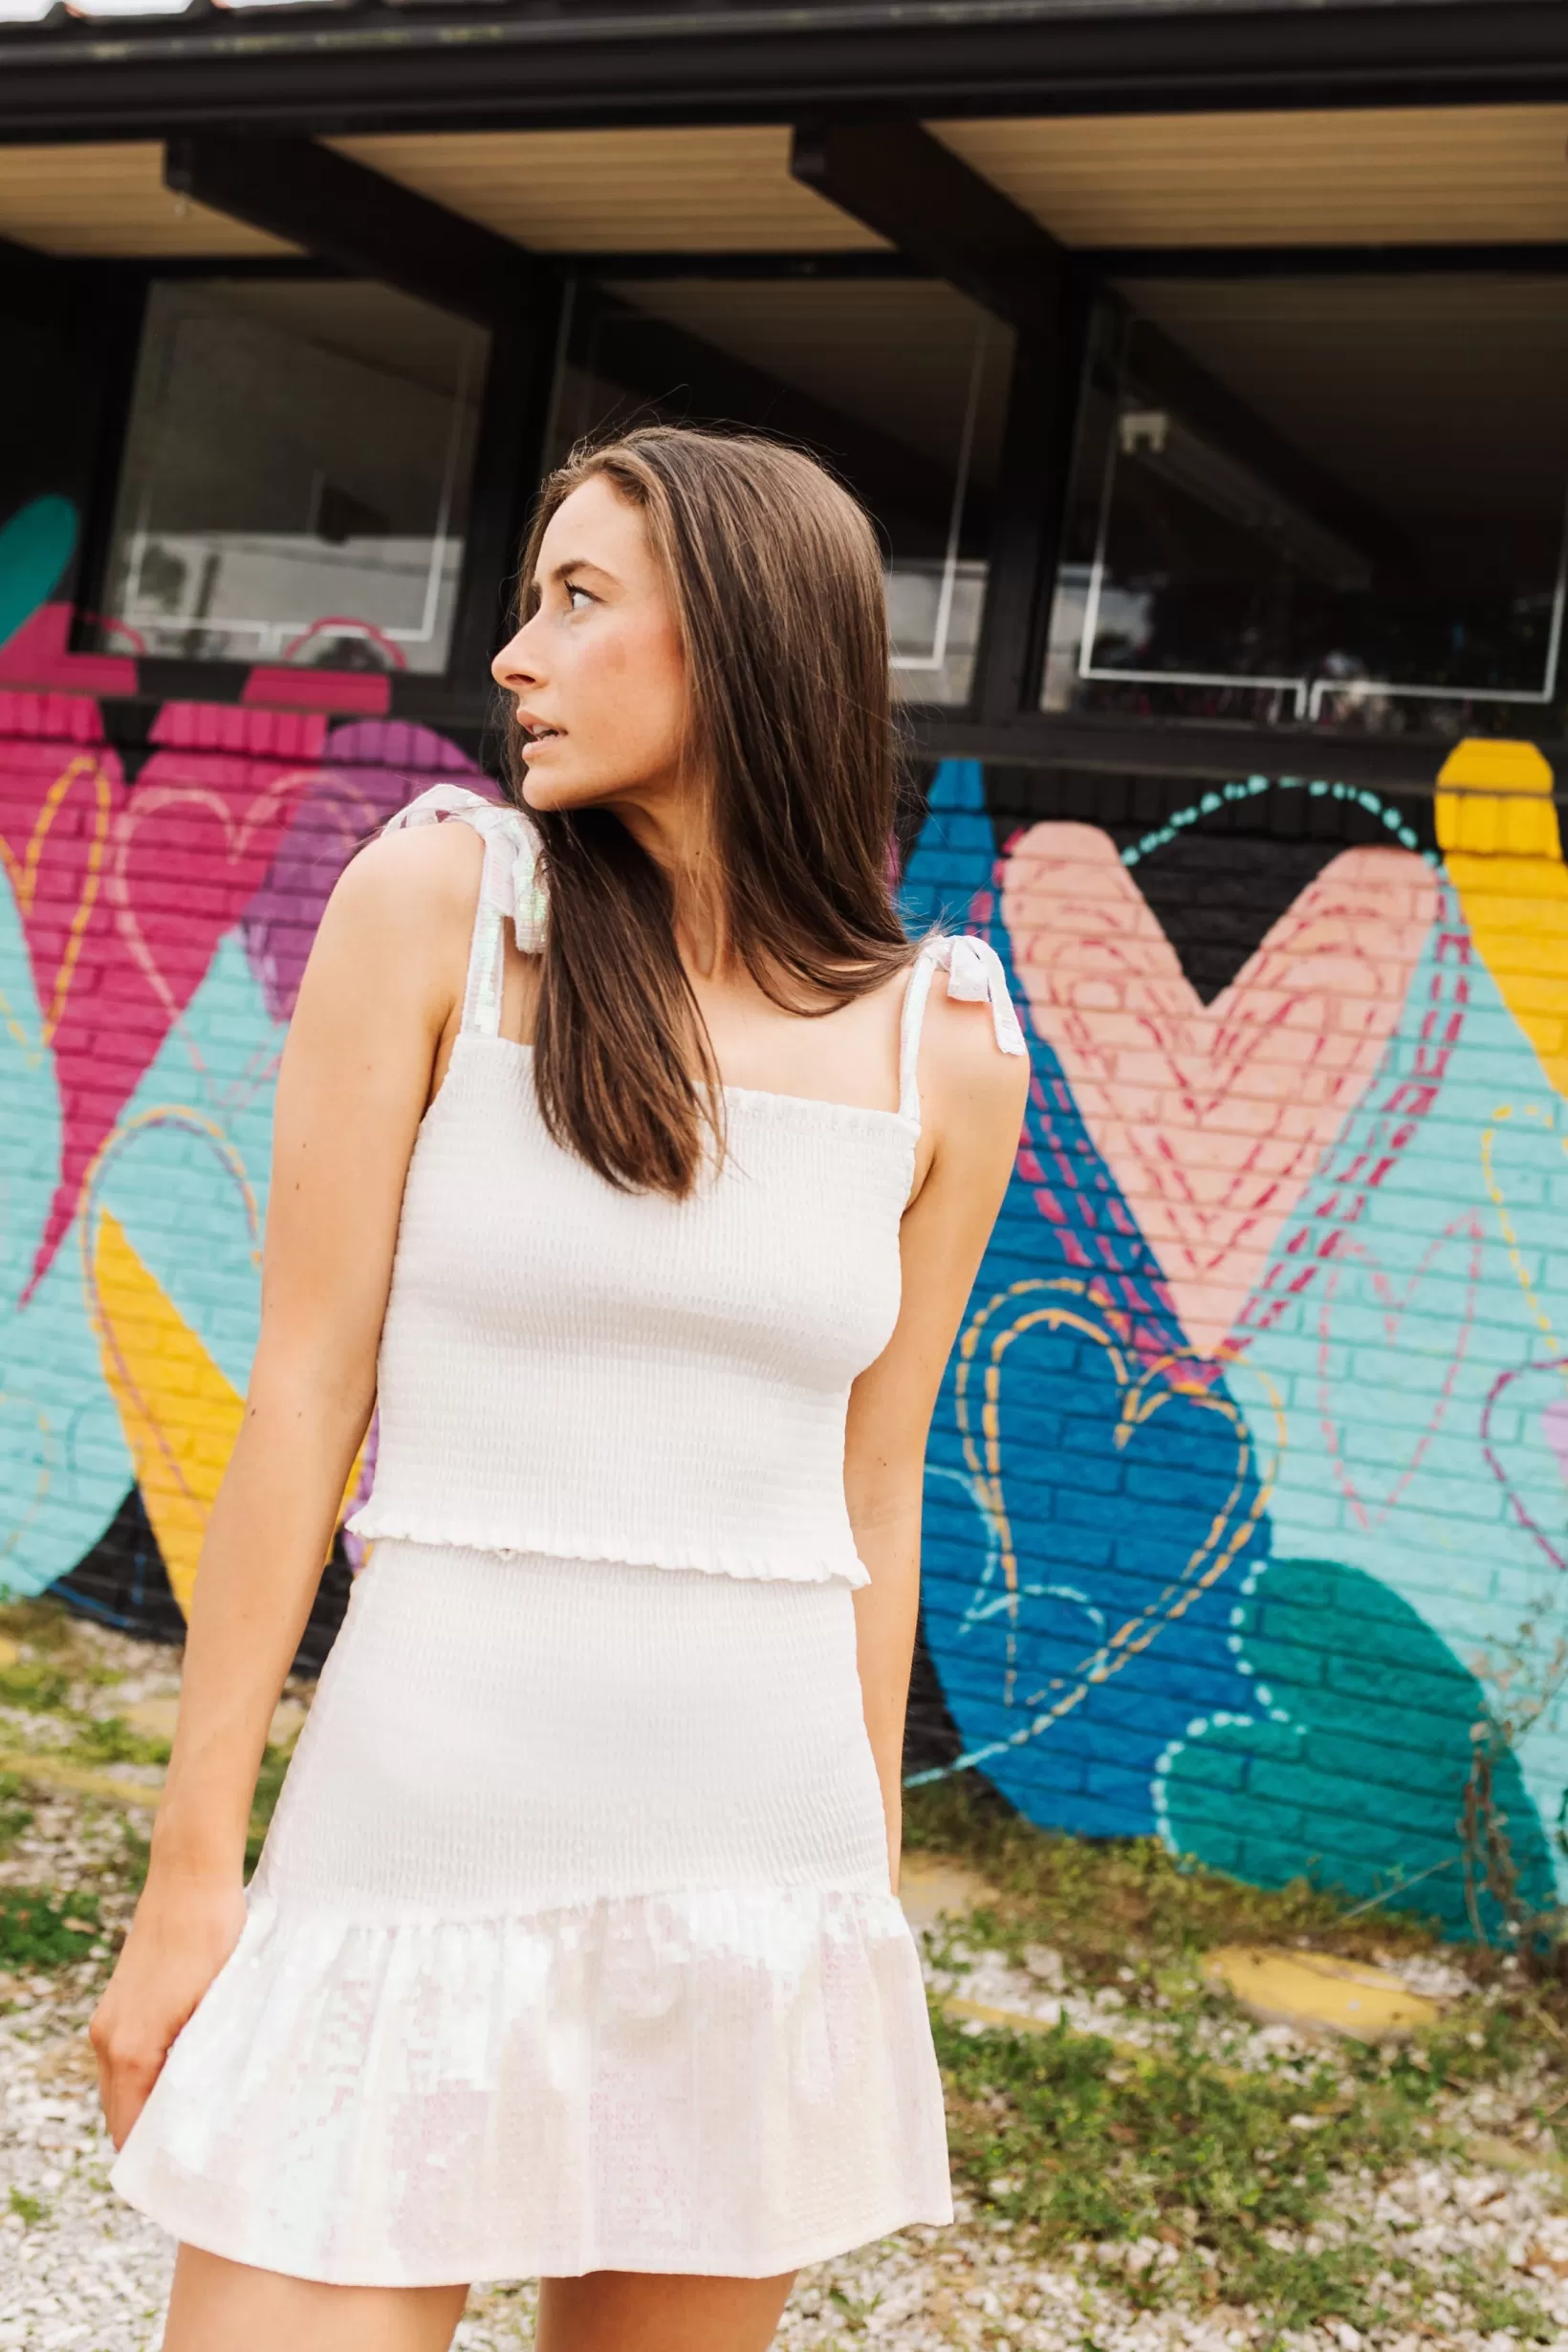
[0,1886,107,1970]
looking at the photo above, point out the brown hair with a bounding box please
[505,425,915,1196]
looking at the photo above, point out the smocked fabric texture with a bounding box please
[110,784,1024,2284]
[344,791,1021,1584]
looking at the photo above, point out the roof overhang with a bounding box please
[2,0,1567,143]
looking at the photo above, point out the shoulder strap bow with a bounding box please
[925,933,1027,1059]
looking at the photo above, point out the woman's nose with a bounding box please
[491,619,542,695]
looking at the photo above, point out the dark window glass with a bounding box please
[1045,277,1568,739]
[552,277,1013,706]
[95,280,490,675]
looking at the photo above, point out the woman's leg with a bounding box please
[536,2270,795,2352]
[161,2243,470,2352]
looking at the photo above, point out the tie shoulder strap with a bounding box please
[381,783,547,1037]
[897,932,1027,1126]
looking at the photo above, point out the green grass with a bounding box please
[904,1775,1440,1981]
[245,1743,294,1879]
[906,1776,1568,2341]
[0,1770,33,1856]
[0,1885,107,1970]
[935,2003,1554,2341]
[69,1714,172,1769]
[8,2186,49,2226]
[0,1659,72,1713]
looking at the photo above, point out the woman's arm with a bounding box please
[844,980,1029,1891]
[90,818,486,2148]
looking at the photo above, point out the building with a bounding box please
[2,0,1566,1933]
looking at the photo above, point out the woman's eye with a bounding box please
[565,583,594,612]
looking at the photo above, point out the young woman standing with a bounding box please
[91,427,1030,2352]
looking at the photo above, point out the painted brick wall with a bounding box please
[904,754,1568,1938]
[5,473,1568,1935]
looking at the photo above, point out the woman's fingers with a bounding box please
[90,2028,169,2149]
[87,1882,250,2150]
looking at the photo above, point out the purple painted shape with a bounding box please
[341,1411,380,1575]
[1546,1395,1568,1489]
[242,721,495,1021]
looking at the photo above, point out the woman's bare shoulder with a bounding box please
[919,954,1032,1136]
[330,811,487,933]
[293,815,487,1038]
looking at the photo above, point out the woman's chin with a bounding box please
[518,763,578,811]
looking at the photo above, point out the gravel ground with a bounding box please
[4,1613,1568,2352]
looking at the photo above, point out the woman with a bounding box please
[92,425,1029,2352]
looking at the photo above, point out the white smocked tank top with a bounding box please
[346,785,1024,1587]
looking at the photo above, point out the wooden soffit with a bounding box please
[328,126,888,255]
[931,104,1568,249]
[0,142,298,256]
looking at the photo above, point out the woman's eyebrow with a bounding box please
[540,556,617,588]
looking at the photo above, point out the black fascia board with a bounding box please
[1094,241,1568,277]
[163,132,555,325]
[910,711,1568,795]
[4,3,1568,140]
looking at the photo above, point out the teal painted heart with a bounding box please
[0,497,76,654]
[1161,1555,1554,1939]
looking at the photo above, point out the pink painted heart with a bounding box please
[1316,1210,1484,1529]
[1000,825,1439,1357]
[10,702,325,1296]
[1482,1358,1568,1576]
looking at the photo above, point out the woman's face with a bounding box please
[491,474,692,817]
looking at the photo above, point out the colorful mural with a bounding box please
[7,463,1568,1935]
[906,754,1568,1935]
[0,494,487,1643]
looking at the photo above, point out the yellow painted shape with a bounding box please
[944,1994,1065,2037]
[1436,739,1568,1096]
[1204,1943,1444,2041]
[898,1854,996,1933]
[90,1211,370,1616]
[0,1637,19,1668]
[91,1212,243,1615]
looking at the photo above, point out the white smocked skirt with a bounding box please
[109,1541,952,2285]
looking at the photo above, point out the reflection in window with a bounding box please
[1045,278,1568,738]
[552,278,1013,706]
[96,281,490,674]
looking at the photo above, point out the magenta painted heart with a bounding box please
[4,703,324,1296]
[1000,826,1439,1356]
[242,720,488,1022]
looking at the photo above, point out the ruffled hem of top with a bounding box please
[110,1884,951,2286]
[339,1509,873,1589]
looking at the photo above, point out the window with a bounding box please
[1045,276,1568,739]
[552,277,1013,706]
[92,280,490,675]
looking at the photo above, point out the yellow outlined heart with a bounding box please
[0,751,115,1062]
[952,1276,1278,1742]
[1481,1099,1568,1356]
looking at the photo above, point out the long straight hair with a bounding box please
[505,425,916,1197]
